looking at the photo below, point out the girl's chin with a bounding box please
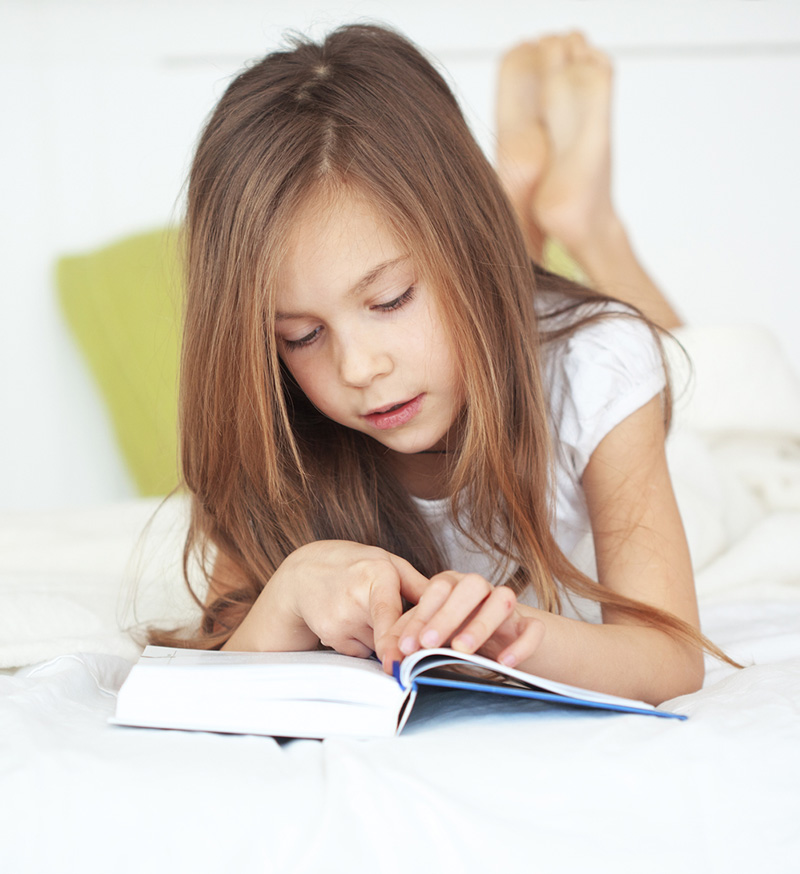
[381,439,451,456]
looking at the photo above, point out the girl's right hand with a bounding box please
[224,541,430,660]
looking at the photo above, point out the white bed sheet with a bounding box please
[2,596,799,874]
[2,324,799,873]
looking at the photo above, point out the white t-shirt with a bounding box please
[412,301,666,618]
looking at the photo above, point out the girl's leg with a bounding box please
[496,33,684,330]
[495,42,549,262]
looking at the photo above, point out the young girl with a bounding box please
[154,24,729,705]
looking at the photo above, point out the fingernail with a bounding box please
[500,653,518,667]
[420,630,440,648]
[399,636,418,655]
[452,633,475,652]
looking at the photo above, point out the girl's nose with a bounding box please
[338,334,393,387]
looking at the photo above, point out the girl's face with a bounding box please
[276,190,465,458]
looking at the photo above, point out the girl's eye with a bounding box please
[374,287,416,312]
[282,326,322,351]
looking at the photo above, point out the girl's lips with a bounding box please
[364,394,424,430]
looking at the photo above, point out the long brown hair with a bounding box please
[151,23,725,664]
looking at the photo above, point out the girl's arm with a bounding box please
[387,395,703,705]
[512,394,703,703]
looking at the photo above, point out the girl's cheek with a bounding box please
[295,363,329,401]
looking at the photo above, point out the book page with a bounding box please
[399,648,656,710]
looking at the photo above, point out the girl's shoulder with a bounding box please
[536,292,666,480]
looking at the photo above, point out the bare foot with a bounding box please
[497,34,683,329]
[530,33,615,256]
[495,42,549,260]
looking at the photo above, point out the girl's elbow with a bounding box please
[677,657,705,697]
[656,648,704,703]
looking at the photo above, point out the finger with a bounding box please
[495,616,546,669]
[332,637,375,659]
[318,621,375,658]
[450,585,517,654]
[368,572,404,651]
[375,608,417,673]
[417,573,494,650]
[396,574,461,655]
[387,554,432,605]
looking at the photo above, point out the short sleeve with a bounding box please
[543,308,666,482]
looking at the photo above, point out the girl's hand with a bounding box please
[377,571,545,672]
[231,540,430,659]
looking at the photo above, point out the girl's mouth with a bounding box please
[364,394,424,430]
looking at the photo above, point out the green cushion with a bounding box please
[57,229,183,496]
[543,238,586,284]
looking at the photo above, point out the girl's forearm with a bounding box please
[514,606,704,705]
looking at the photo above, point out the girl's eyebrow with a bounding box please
[276,256,410,321]
[350,256,409,297]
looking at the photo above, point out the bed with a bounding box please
[2,322,799,873]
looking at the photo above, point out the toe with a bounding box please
[564,31,590,61]
[537,35,568,71]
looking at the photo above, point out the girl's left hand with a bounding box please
[376,571,545,673]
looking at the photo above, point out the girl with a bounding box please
[154,24,730,705]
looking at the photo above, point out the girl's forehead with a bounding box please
[280,188,414,297]
[289,186,397,247]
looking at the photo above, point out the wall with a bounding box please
[2,0,799,509]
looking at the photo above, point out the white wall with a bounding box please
[2,0,799,509]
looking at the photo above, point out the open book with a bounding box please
[112,645,686,739]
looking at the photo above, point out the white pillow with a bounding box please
[0,496,200,669]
